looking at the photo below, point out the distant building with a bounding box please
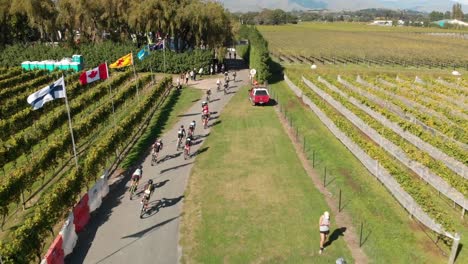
[433,19,468,27]
[369,20,404,26]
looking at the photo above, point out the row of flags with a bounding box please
[27,47,153,109]
[24,47,157,170]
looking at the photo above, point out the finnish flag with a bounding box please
[27,77,66,110]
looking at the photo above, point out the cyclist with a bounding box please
[177,125,186,150]
[130,165,143,193]
[224,71,229,81]
[206,89,212,102]
[141,179,155,212]
[216,78,221,91]
[189,120,196,136]
[151,139,163,165]
[184,136,192,159]
[232,71,237,82]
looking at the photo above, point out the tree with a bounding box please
[429,11,444,22]
[444,11,451,19]
[452,3,464,20]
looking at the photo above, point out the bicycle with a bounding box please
[184,145,190,160]
[224,83,229,95]
[176,137,183,150]
[203,114,209,129]
[140,195,150,218]
[151,151,158,166]
[129,179,139,200]
[217,82,221,92]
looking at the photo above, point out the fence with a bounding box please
[303,76,468,214]
[282,75,460,264]
[316,77,468,182]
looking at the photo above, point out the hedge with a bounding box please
[238,25,272,83]
[0,42,213,74]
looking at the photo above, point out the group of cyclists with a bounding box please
[128,68,228,217]
[216,70,236,94]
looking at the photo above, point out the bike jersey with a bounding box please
[185,138,192,147]
[143,183,155,196]
[133,168,142,176]
[178,128,186,138]
[154,141,163,152]
[190,121,196,128]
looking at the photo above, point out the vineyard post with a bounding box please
[312,150,315,168]
[323,167,327,187]
[448,233,460,264]
[303,136,306,151]
[338,189,342,212]
[359,222,363,247]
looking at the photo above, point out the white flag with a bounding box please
[27,77,66,110]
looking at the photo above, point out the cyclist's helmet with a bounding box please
[181,125,184,128]
[148,179,153,184]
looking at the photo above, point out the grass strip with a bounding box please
[181,85,352,263]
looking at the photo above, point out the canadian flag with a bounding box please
[79,63,109,85]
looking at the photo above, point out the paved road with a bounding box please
[67,60,249,264]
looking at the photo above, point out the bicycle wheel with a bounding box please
[139,202,146,218]
[184,148,188,160]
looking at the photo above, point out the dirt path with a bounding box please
[275,106,369,264]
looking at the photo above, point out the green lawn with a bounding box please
[269,78,449,263]
[180,85,352,263]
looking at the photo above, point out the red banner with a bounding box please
[73,193,90,232]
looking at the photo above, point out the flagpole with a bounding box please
[131,52,140,100]
[106,62,116,128]
[147,45,155,84]
[163,38,166,72]
[63,75,79,169]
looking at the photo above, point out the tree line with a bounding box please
[0,0,233,50]
[232,4,466,26]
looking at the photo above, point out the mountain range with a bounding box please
[220,0,468,12]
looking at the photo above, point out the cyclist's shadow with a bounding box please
[142,195,185,218]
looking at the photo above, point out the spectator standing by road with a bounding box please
[176,76,181,90]
[185,72,189,84]
[234,51,237,59]
[319,211,330,254]
[190,70,194,81]
[229,51,232,59]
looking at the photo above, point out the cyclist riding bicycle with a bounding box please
[152,139,163,153]
[224,71,229,81]
[184,136,192,157]
[232,71,237,81]
[189,120,196,136]
[132,166,143,183]
[206,89,211,102]
[141,179,155,211]
[216,78,221,89]
[177,125,186,150]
